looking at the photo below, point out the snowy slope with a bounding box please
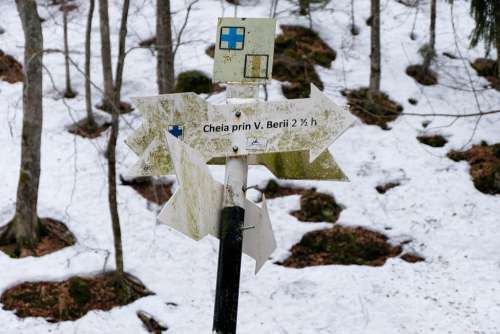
[0,0,500,333]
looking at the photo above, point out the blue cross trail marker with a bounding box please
[168,125,183,139]
[220,27,245,50]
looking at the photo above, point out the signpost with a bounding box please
[126,17,354,334]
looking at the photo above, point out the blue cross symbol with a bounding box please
[168,125,183,139]
[220,27,245,50]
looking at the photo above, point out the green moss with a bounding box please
[69,277,91,305]
[175,70,212,94]
[293,190,342,223]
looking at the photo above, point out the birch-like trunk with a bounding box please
[3,0,44,248]
[369,0,381,98]
[156,0,175,94]
[98,0,114,110]
[423,0,436,71]
[107,0,130,280]
[84,0,97,129]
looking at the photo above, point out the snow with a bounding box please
[1,0,500,333]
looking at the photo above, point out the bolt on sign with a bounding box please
[213,18,276,84]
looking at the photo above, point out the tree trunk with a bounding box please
[62,0,74,98]
[107,0,130,280]
[3,0,44,248]
[299,0,309,16]
[423,0,436,71]
[156,0,175,94]
[98,0,114,110]
[369,0,381,99]
[85,0,97,129]
[495,1,500,79]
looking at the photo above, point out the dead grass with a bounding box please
[0,50,24,84]
[280,226,403,268]
[448,142,500,195]
[121,176,173,205]
[291,190,343,223]
[406,64,438,86]
[471,58,500,90]
[0,218,76,258]
[1,273,151,322]
[344,88,403,129]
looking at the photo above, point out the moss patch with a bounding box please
[376,182,401,194]
[0,218,76,258]
[121,176,173,205]
[344,88,403,129]
[447,142,500,195]
[0,50,24,84]
[175,70,223,95]
[471,58,500,90]
[417,134,448,148]
[280,226,403,268]
[259,179,307,200]
[406,64,438,86]
[291,190,343,223]
[1,273,151,322]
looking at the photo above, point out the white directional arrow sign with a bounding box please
[126,84,354,178]
[158,133,276,273]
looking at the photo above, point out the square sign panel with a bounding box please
[214,17,276,84]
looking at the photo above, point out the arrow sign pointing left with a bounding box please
[126,84,354,168]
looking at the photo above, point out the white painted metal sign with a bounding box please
[158,133,276,273]
[213,18,276,83]
[126,84,354,176]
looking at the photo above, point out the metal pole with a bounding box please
[213,85,256,334]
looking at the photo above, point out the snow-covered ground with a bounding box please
[1,0,500,333]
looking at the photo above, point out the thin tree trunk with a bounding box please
[85,0,97,129]
[3,0,44,248]
[423,0,436,71]
[62,0,75,98]
[156,0,175,94]
[369,0,381,98]
[495,2,500,79]
[98,0,114,110]
[107,0,130,280]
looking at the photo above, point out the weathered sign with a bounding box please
[158,133,276,273]
[126,84,354,178]
[213,18,276,84]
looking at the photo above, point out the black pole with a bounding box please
[213,206,245,334]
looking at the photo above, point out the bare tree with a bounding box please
[98,0,114,111]
[84,0,97,130]
[350,0,359,35]
[62,0,76,98]
[422,0,436,72]
[369,0,381,99]
[0,0,44,249]
[157,0,175,94]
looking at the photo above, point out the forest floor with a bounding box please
[0,0,500,333]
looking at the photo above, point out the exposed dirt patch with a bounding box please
[291,190,343,223]
[137,311,169,333]
[401,253,425,263]
[406,64,438,86]
[448,141,500,195]
[67,117,111,139]
[417,134,448,147]
[0,218,76,258]
[121,176,173,205]
[280,226,403,268]
[376,182,401,194]
[258,179,307,200]
[96,101,134,115]
[1,273,151,322]
[205,44,215,58]
[344,88,403,129]
[471,58,500,90]
[0,50,24,84]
